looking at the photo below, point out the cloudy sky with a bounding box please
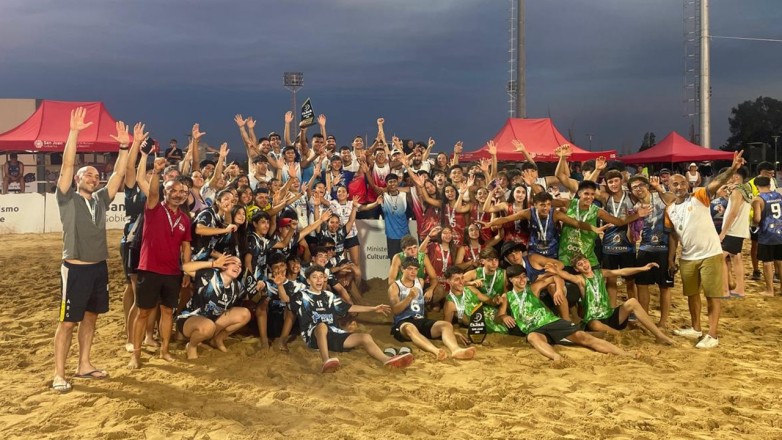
[1,0,780,156]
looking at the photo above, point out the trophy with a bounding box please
[300,98,315,128]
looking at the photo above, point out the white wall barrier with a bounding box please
[0,193,46,234]
[43,192,128,233]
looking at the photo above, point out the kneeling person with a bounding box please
[290,265,413,373]
[390,257,477,360]
[498,264,626,362]
[178,255,252,360]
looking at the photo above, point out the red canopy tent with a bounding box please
[620,131,734,164]
[461,118,616,162]
[0,100,126,153]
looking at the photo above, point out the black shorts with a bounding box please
[596,306,629,331]
[540,282,581,312]
[307,328,351,352]
[59,261,109,322]
[531,319,579,345]
[135,270,181,309]
[750,227,759,242]
[721,236,744,255]
[601,252,638,275]
[392,317,437,342]
[758,243,782,262]
[344,235,360,249]
[635,251,674,288]
[120,241,141,279]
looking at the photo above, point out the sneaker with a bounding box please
[695,334,719,349]
[673,327,703,339]
[752,270,762,281]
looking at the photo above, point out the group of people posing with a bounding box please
[51,106,772,393]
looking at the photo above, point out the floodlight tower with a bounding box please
[283,72,303,128]
[507,0,526,119]
[683,0,710,147]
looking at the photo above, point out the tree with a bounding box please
[724,96,782,151]
[639,131,657,152]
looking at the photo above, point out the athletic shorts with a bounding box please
[635,251,674,288]
[135,270,181,309]
[601,252,638,275]
[597,306,629,331]
[307,327,351,352]
[680,254,724,297]
[392,317,437,342]
[757,243,782,262]
[721,236,744,255]
[540,282,581,312]
[750,227,759,242]
[59,261,109,322]
[345,235,360,249]
[120,241,141,278]
[531,319,579,345]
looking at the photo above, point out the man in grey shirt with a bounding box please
[52,107,130,393]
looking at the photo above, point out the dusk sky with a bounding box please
[1,0,781,157]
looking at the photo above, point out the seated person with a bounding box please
[443,266,507,334]
[389,257,476,361]
[251,254,300,351]
[177,255,252,360]
[497,264,627,362]
[289,265,413,373]
[546,253,674,345]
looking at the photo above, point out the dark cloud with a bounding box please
[1,0,779,157]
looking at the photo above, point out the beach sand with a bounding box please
[1,231,781,439]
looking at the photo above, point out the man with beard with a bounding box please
[129,151,193,368]
[52,108,130,392]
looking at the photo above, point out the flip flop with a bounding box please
[729,292,745,299]
[51,381,72,394]
[321,358,341,373]
[384,353,414,368]
[74,369,108,380]
[383,348,398,357]
[398,346,412,355]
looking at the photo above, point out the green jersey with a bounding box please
[558,198,599,267]
[582,271,613,322]
[396,251,426,280]
[475,267,506,298]
[445,287,507,334]
[506,287,559,334]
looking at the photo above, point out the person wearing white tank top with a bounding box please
[718,169,751,298]
[388,257,477,361]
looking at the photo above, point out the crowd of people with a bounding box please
[51,106,776,393]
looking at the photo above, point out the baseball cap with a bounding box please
[501,242,525,258]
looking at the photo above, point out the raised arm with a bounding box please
[649,176,675,205]
[376,118,388,147]
[141,157,166,209]
[511,140,535,165]
[451,141,463,166]
[125,122,148,189]
[602,262,659,279]
[554,144,579,193]
[207,142,229,190]
[57,107,94,194]
[284,111,293,147]
[105,121,131,199]
[183,254,230,278]
[706,151,745,198]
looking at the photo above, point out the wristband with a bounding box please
[119,145,130,151]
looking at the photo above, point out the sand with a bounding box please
[1,231,782,439]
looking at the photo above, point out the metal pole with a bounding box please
[700,0,711,148]
[292,89,298,134]
[516,0,526,118]
[773,135,780,176]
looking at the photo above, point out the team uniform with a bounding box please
[120,184,146,279]
[558,198,599,267]
[601,192,638,270]
[380,192,410,259]
[289,288,352,352]
[505,287,579,343]
[176,268,247,334]
[192,208,229,261]
[328,199,360,250]
[445,287,507,334]
[635,194,674,288]
[503,202,529,245]
[581,271,627,330]
[528,208,559,258]
[391,279,439,341]
[757,191,782,261]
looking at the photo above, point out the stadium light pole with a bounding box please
[283,72,303,130]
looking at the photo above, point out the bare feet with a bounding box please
[185,342,198,360]
[143,336,160,348]
[279,343,289,353]
[451,347,477,360]
[259,338,271,351]
[209,339,228,353]
[127,355,141,370]
[124,342,135,353]
[159,351,175,362]
[656,334,675,345]
[435,348,448,361]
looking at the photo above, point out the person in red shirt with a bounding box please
[129,154,193,369]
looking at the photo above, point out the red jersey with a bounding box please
[443,203,467,247]
[503,202,529,245]
[138,202,192,275]
[427,242,454,282]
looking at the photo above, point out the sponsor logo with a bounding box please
[34,139,43,149]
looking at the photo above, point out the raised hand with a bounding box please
[376,194,384,205]
[429,226,442,237]
[479,158,491,174]
[219,142,229,158]
[486,140,496,156]
[467,174,476,188]
[377,117,385,125]
[731,150,746,170]
[454,140,464,155]
[246,117,256,129]
[512,140,525,152]
[153,157,167,173]
[70,107,93,131]
[319,209,331,222]
[271,269,287,286]
[110,121,130,145]
[521,169,536,186]
[649,175,661,190]
[212,253,229,269]
[284,111,294,124]
[133,122,149,142]
[352,195,361,205]
[192,123,206,141]
[428,137,436,149]
[234,114,246,127]
[318,114,327,126]
[595,156,607,171]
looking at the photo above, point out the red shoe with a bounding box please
[384,353,414,368]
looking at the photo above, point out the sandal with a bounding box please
[51,380,72,394]
[383,348,398,357]
[321,358,341,373]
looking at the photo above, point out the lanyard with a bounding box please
[483,269,498,295]
[610,193,626,217]
[83,197,97,225]
[439,244,450,271]
[162,202,183,236]
[534,209,549,241]
[512,289,525,317]
[449,290,466,319]
[468,244,479,262]
[670,198,691,232]
[446,204,456,226]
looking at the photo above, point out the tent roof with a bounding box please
[620,131,734,164]
[460,118,616,162]
[0,100,126,153]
